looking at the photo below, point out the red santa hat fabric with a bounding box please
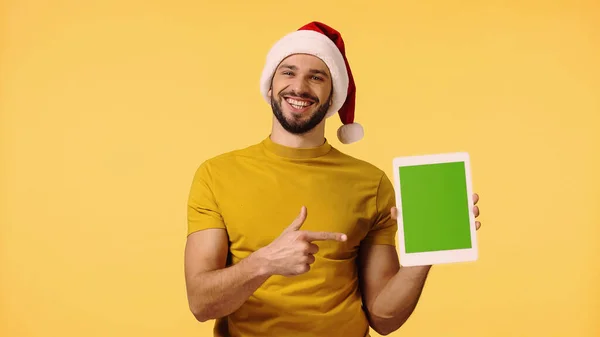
[260,21,363,144]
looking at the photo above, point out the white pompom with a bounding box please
[337,123,364,144]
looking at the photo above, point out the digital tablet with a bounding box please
[392,152,478,266]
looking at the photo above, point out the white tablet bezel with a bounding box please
[392,152,478,267]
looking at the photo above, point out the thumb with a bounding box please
[390,206,398,221]
[284,206,307,233]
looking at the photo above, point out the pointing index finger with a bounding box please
[300,231,347,242]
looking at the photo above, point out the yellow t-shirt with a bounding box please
[187,136,398,337]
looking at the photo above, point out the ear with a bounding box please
[268,88,272,98]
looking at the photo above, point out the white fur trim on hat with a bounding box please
[260,30,349,118]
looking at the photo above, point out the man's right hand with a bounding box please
[254,206,347,277]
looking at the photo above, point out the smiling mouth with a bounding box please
[284,97,315,111]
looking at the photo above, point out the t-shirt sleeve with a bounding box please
[363,172,398,246]
[187,161,226,236]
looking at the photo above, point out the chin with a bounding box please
[271,95,327,134]
[281,107,313,121]
[288,110,314,120]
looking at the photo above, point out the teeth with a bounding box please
[286,98,312,107]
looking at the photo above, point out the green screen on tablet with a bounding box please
[398,161,472,253]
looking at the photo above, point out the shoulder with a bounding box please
[189,141,264,184]
[329,147,387,179]
[328,147,394,199]
[197,141,263,169]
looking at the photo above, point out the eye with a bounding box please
[282,71,293,76]
[312,76,323,81]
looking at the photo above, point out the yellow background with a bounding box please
[1,0,598,336]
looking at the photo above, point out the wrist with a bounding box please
[247,248,273,277]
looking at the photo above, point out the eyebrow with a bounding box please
[278,64,330,79]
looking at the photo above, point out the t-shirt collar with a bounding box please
[261,135,332,159]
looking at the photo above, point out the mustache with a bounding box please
[279,90,319,103]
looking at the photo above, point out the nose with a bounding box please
[289,76,310,95]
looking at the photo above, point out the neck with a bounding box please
[270,116,326,148]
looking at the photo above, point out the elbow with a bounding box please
[190,308,208,323]
[368,311,410,336]
[189,303,213,323]
[372,325,398,336]
[193,313,210,323]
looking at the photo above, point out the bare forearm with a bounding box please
[188,254,270,322]
[369,265,432,334]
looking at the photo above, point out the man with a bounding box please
[184,21,482,337]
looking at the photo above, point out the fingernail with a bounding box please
[341,234,347,241]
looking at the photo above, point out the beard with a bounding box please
[271,90,331,135]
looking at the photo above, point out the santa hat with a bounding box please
[260,21,363,144]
